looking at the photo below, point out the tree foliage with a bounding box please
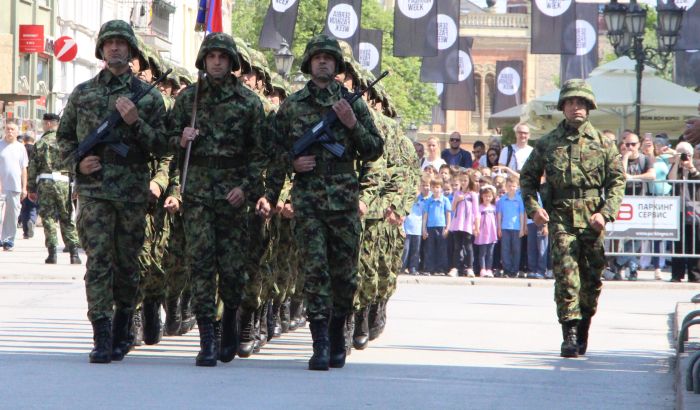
[231,0,438,126]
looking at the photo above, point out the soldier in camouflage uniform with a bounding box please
[519,79,625,358]
[168,32,267,367]
[27,113,81,265]
[269,35,383,371]
[57,20,168,364]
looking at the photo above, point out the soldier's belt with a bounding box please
[189,156,245,169]
[303,161,355,176]
[37,172,70,183]
[101,149,150,166]
[551,188,601,200]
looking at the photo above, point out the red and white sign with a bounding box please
[19,25,45,53]
[54,36,78,62]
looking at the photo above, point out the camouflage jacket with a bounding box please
[28,130,69,193]
[270,80,383,214]
[57,69,168,203]
[390,123,421,217]
[519,119,625,229]
[168,74,266,204]
[358,109,389,220]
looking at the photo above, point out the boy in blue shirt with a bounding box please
[497,176,526,278]
[422,178,452,275]
[402,178,430,275]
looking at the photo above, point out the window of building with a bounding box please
[17,54,31,93]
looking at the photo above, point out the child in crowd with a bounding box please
[422,178,452,275]
[496,176,526,278]
[402,176,430,275]
[439,164,451,180]
[474,184,498,277]
[448,173,480,277]
[423,164,438,177]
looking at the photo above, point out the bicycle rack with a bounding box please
[687,350,700,393]
[678,318,700,353]
[681,311,700,342]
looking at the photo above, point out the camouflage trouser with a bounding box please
[183,199,250,321]
[550,223,605,323]
[379,225,403,301]
[241,212,271,311]
[295,209,361,321]
[137,204,170,302]
[163,212,190,301]
[37,180,79,249]
[355,219,382,310]
[269,215,299,304]
[77,197,147,322]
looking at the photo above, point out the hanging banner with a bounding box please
[420,0,460,83]
[442,37,476,111]
[393,0,438,57]
[359,29,383,77]
[674,49,700,87]
[493,60,523,113]
[259,0,300,49]
[560,2,599,82]
[676,0,700,50]
[432,83,446,124]
[531,0,576,54]
[323,0,362,55]
[19,25,45,53]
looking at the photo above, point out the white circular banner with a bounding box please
[358,42,380,71]
[397,0,434,20]
[272,0,297,13]
[497,67,521,96]
[575,19,597,56]
[434,83,443,96]
[458,50,472,82]
[665,0,696,10]
[327,4,358,40]
[437,14,458,51]
[534,0,573,17]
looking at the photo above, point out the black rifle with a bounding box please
[291,70,389,159]
[73,68,173,162]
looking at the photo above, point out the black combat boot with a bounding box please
[142,299,163,345]
[219,306,239,363]
[45,247,57,264]
[368,302,382,341]
[164,297,181,336]
[328,315,347,368]
[345,314,354,357]
[577,317,591,355]
[89,318,112,364]
[560,320,579,358]
[131,308,144,346]
[178,290,196,335]
[195,318,218,367]
[237,308,256,358]
[297,301,307,328]
[289,300,301,331]
[280,299,291,333]
[353,307,370,350]
[260,303,270,346]
[69,246,81,264]
[308,318,330,371]
[111,309,133,361]
[271,301,282,338]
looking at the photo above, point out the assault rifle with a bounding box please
[291,70,389,159]
[73,68,173,162]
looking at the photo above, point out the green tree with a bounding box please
[230,0,437,126]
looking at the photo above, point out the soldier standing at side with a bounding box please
[519,79,625,358]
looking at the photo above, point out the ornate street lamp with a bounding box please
[604,0,685,135]
[273,40,294,78]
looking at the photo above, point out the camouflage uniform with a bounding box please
[57,20,168,363]
[519,79,625,357]
[27,127,80,255]
[167,33,266,366]
[269,35,383,370]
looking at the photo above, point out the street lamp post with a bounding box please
[273,40,294,78]
[603,0,684,135]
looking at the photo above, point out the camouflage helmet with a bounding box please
[131,34,149,73]
[162,62,180,89]
[300,34,345,75]
[195,32,240,72]
[557,78,597,111]
[251,50,273,94]
[233,37,253,74]
[270,73,291,99]
[95,20,140,60]
[148,53,164,78]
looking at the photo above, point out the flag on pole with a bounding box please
[206,0,223,33]
[195,0,207,31]
[323,0,362,55]
[259,0,301,49]
[442,37,476,111]
[420,0,460,83]
[359,29,383,77]
[531,0,576,54]
[560,3,599,82]
[493,61,524,113]
[393,0,438,57]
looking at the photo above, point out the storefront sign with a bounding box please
[19,25,45,53]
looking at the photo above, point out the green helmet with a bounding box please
[131,34,149,73]
[148,53,164,78]
[300,34,345,75]
[162,62,180,88]
[250,50,273,94]
[557,78,597,111]
[234,37,253,74]
[95,20,139,60]
[270,73,291,99]
[195,32,240,72]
